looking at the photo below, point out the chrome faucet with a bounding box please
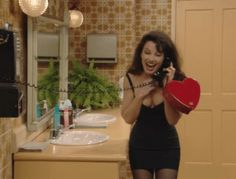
[60,123,75,133]
[50,123,75,139]
[74,107,91,119]
[50,107,91,139]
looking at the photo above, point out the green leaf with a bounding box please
[68,60,120,110]
[37,61,59,108]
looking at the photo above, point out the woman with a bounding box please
[121,30,185,179]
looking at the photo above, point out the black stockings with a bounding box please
[132,169,153,179]
[132,168,178,179]
[155,169,178,179]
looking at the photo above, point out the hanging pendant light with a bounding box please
[69,10,83,28]
[68,0,83,28]
[19,0,49,17]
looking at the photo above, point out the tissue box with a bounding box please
[163,78,200,114]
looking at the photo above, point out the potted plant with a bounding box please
[68,61,120,110]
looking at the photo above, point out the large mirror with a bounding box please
[27,15,68,131]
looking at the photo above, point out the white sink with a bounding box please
[50,130,109,146]
[74,113,116,127]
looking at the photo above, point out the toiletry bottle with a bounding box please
[36,103,42,119]
[64,99,73,126]
[63,108,69,128]
[59,100,64,126]
[53,104,61,130]
[42,100,48,115]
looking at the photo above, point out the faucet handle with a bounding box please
[74,107,91,118]
[59,123,75,134]
[66,123,75,130]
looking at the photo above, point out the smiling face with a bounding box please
[141,41,164,76]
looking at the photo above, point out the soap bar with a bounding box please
[163,78,201,114]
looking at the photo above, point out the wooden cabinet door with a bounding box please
[14,161,119,179]
[175,0,236,178]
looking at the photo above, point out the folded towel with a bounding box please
[19,141,49,152]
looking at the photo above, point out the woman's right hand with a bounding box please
[135,79,155,99]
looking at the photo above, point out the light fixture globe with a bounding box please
[69,10,84,28]
[19,0,49,17]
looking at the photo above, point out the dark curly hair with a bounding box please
[128,30,185,80]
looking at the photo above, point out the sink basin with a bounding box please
[74,113,116,127]
[50,131,109,146]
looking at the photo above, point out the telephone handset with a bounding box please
[152,57,171,87]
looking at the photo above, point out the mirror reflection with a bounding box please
[37,62,59,118]
[27,15,68,131]
[36,19,60,118]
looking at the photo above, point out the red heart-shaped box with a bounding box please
[163,78,200,114]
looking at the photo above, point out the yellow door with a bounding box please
[175,0,236,178]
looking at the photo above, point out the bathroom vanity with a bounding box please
[13,108,131,179]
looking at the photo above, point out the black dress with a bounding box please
[126,74,180,171]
